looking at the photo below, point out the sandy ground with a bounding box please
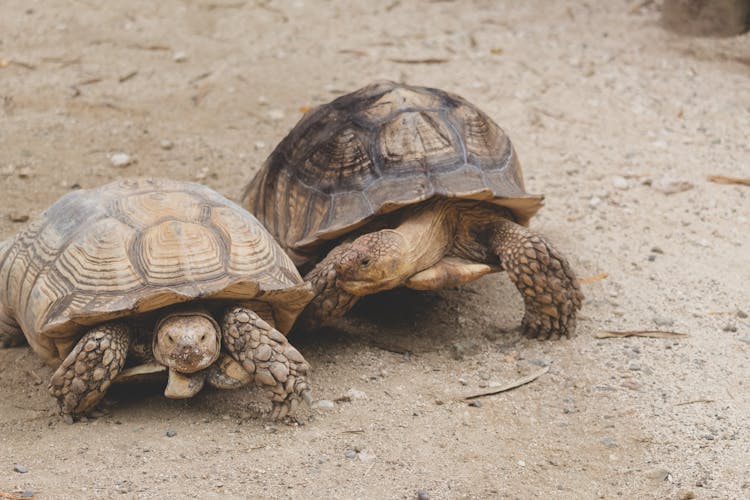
[1,1,749,498]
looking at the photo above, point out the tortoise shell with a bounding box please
[0,178,311,365]
[242,80,544,267]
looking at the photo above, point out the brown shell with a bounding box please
[242,80,544,266]
[0,178,312,364]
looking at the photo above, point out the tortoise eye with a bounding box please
[360,257,370,267]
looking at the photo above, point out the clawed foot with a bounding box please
[222,306,312,419]
[492,220,583,340]
[48,323,130,418]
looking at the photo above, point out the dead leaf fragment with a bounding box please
[298,105,313,113]
[0,58,9,68]
[596,330,688,339]
[579,272,609,284]
[464,366,549,400]
[708,175,750,186]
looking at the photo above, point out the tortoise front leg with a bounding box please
[221,306,311,419]
[491,219,583,340]
[49,322,131,419]
[297,244,360,329]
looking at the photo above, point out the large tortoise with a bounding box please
[243,81,583,339]
[0,178,313,420]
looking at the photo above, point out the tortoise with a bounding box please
[0,178,313,420]
[242,81,583,339]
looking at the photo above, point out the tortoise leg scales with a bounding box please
[221,306,311,419]
[0,309,25,348]
[298,244,360,329]
[491,219,583,340]
[49,322,131,419]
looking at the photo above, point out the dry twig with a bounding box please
[465,366,549,400]
[596,330,688,339]
[675,398,714,406]
[708,175,750,186]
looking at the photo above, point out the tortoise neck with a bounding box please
[391,200,457,276]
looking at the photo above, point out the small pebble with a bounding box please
[173,51,188,62]
[647,254,656,262]
[267,109,285,120]
[588,196,602,207]
[17,166,33,178]
[737,310,748,319]
[738,336,750,345]
[254,141,266,150]
[109,152,134,168]
[517,460,526,467]
[612,176,629,190]
[600,437,618,448]
[344,450,357,459]
[345,388,367,400]
[20,491,33,499]
[678,490,696,500]
[468,400,482,408]
[722,324,737,332]
[458,378,468,386]
[14,464,29,473]
[653,316,674,327]
[417,490,431,500]
[166,429,177,437]
[646,468,669,481]
[651,246,664,254]
[315,399,335,409]
[628,361,641,371]
[159,139,174,150]
[9,212,29,223]
[703,434,715,441]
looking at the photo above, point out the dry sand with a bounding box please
[1,1,748,498]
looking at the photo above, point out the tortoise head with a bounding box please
[335,230,412,295]
[152,309,221,373]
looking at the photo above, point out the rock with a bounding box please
[646,468,670,481]
[653,316,674,327]
[9,212,29,223]
[612,176,629,190]
[588,196,602,207]
[315,399,335,409]
[345,388,367,400]
[737,310,748,319]
[173,51,188,62]
[458,378,468,386]
[267,109,285,121]
[722,324,737,332]
[20,491,33,499]
[450,339,481,360]
[344,450,357,459]
[159,139,174,150]
[417,490,431,500]
[628,361,641,371]
[14,464,29,473]
[647,254,656,262]
[600,437,618,448]
[17,166,33,178]
[651,246,664,254]
[468,400,482,408]
[109,152,134,168]
[166,429,177,437]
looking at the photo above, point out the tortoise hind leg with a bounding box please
[0,308,25,347]
[49,322,131,420]
[221,306,311,419]
[297,244,360,329]
[490,218,583,339]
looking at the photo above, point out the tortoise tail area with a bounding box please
[0,237,25,347]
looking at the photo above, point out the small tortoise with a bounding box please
[0,178,313,420]
[243,81,583,339]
